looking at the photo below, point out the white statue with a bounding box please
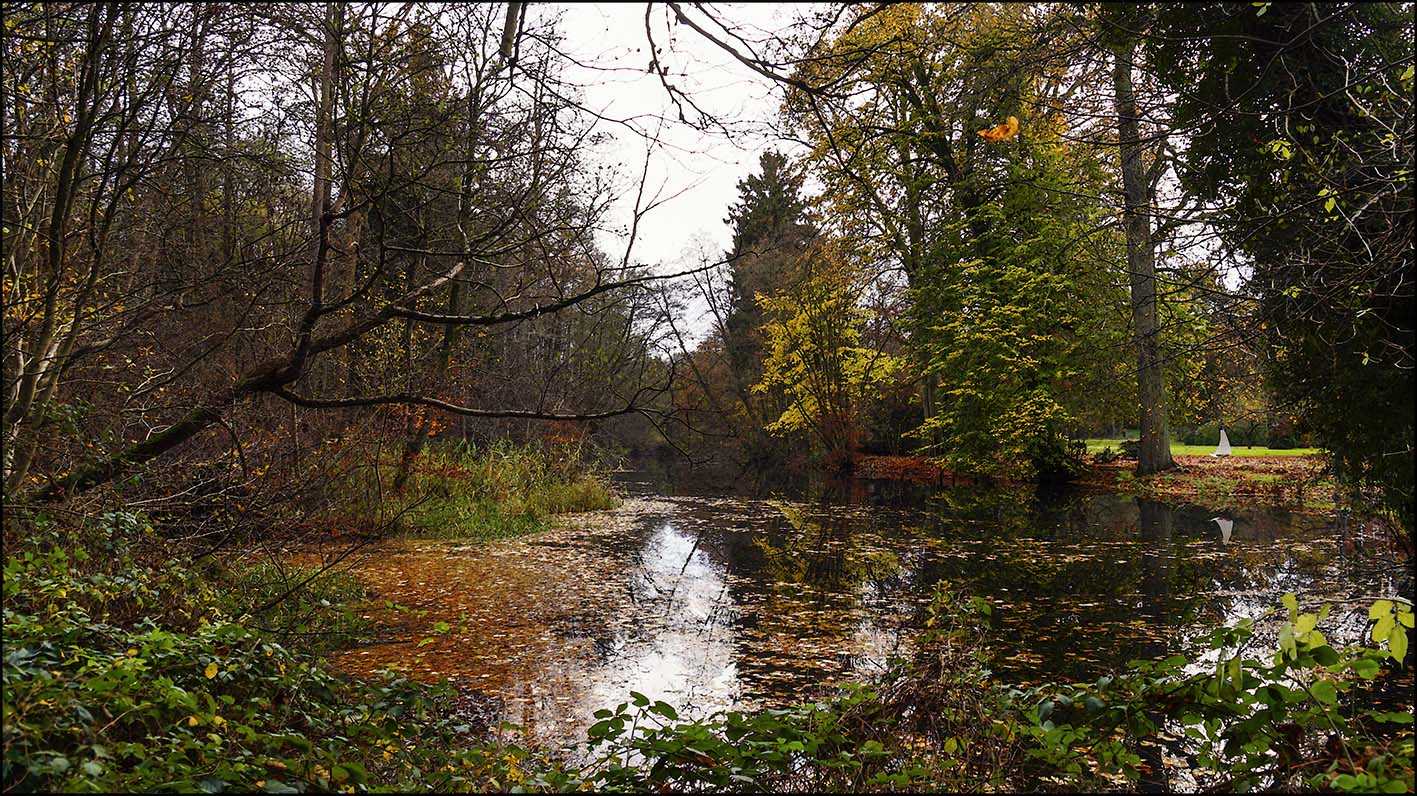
[1211,427,1232,458]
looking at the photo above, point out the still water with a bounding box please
[298,476,1394,747]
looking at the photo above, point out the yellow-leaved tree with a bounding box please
[753,243,901,472]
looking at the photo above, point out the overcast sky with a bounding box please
[539,3,809,274]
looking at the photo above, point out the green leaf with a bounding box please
[1373,615,1395,643]
[1310,645,1339,666]
[1388,626,1408,663]
[1226,657,1243,692]
[1369,600,1393,620]
[1282,593,1299,615]
[1278,622,1296,658]
[1310,680,1337,705]
[1372,711,1414,724]
[1351,657,1380,679]
[337,762,368,784]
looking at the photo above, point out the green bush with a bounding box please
[0,509,576,793]
[1007,594,1413,792]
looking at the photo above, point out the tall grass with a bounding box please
[333,439,617,540]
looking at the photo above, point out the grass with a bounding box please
[332,439,617,540]
[1082,438,1322,457]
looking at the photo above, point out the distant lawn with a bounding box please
[1082,438,1322,457]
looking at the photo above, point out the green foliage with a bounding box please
[1149,2,1415,532]
[1,509,562,793]
[330,439,615,540]
[579,686,895,792]
[911,117,1123,481]
[5,505,1411,793]
[1008,594,1414,792]
[755,251,902,466]
[215,561,370,654]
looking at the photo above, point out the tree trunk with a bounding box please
[1112,37,1177,476]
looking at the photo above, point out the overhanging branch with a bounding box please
[386,262,719,326]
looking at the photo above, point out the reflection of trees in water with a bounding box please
[902,492,1327,681]
[728,495,914,696]
[565,487,1359,700]
[752,500,908,599]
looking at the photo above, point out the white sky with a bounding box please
[538,2,809,272]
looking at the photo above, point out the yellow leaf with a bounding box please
[978,115,1020,142]
[188,715,200,726]
[126,648,138,656]
[204,662,218,679]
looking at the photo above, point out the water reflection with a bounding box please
[289,479,1390,748]
[1212,516,1234,545]
[588,519,740,714]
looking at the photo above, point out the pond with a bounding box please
[288,475,1398,749]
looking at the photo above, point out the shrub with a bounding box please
[0,509,571,793]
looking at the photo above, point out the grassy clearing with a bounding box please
[1083,438,1322,457]
[332,440,616,540]
[1093,452,1336,511]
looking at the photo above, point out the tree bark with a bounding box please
[1112,36,1177,475]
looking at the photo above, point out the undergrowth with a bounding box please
[330,440,616,540]
[1,507,568,793]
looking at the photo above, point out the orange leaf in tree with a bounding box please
[977,115,1020,142]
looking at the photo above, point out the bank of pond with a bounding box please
[4,475,1411,792]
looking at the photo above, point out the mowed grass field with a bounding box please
[1082,438,1322,457]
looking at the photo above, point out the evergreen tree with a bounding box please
[722,151,816,385]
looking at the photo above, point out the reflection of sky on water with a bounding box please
[586,520,742,721]
[298,483,1395,750]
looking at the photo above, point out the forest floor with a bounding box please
[857,452,1334,512]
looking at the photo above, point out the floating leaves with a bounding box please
[282,489,1387,749]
